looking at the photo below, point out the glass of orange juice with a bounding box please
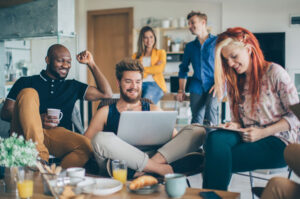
[112,160,127,184]
[17,169,34,199]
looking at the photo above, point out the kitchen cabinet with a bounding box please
[0,0,75,40]
[0,0,76,99]
[166,52,184,62]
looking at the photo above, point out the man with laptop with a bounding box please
[84,58,206,177]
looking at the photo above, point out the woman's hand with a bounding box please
[155,60,162,65]
[219,121,241,130]
[241,127,267,142]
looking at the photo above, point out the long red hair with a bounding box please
[214,27,270,121]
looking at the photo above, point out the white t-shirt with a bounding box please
[142,56,154,82]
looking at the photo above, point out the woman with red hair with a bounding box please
[202,27,299,190]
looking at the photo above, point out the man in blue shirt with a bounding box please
[176,11,218,125]
[1,44,113,168]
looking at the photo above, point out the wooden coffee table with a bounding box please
[94,185,240,199]
[1,173,240,199]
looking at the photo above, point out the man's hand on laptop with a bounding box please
[41,113,60,129]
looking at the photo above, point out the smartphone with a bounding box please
[199,191,222,199]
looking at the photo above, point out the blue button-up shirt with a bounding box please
[178,34,217,95]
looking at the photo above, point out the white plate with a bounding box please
[46,176,84,196]
[82,178,123,196]
[47,176,84,187]
[77,177,95,187]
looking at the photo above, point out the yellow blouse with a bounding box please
[132,49,167,92]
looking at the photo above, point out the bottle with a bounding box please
[4,67,9,81]
[9,64,17,82]
[179,17,186,28]
[171,18,178,28]
[167,37,172,52]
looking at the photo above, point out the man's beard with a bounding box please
[47,63,68,80]
[120,86,141,103]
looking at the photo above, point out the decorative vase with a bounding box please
[4,167,24,194]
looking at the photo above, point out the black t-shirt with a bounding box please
[7,70,88,130]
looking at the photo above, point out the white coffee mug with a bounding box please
[165,173,187,198]
[47,108,63,120]
[161,19,170,28]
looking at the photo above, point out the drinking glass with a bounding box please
[42,173,58,196]
[112,160,127,184]
[17,169,34,199]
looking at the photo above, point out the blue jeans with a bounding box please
[142,82,164,104]
[203,130,287,190]
[190,91,219,125]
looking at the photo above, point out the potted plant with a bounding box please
[0,133,38,193]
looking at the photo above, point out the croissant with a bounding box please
[129,175,158,190]
[59,186,85,199]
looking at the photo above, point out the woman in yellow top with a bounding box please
[132,26,167,104]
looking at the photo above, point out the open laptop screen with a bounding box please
[117,111,177,146]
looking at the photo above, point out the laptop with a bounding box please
[117,111,177,146]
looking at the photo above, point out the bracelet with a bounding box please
[177,90,184,93]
